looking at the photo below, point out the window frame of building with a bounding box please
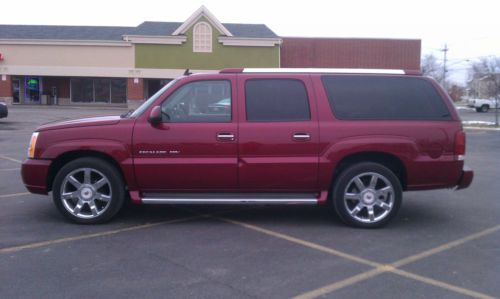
[70,77,127,104]
[193,21,213,53]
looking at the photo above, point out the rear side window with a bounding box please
[321,76,451,120]
[245,79,310,122]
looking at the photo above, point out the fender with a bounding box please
[318,135,418,189]
[40,139,137,190]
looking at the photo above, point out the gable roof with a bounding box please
[171,5,232,36]
[132,21,278,38]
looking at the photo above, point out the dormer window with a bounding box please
[193,22,212,53]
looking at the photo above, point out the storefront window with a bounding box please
[111,79,127,103]
[71,78,126,103]
[94,79,111,103]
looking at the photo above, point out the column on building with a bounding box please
[127,78,145,109]
[0,75,13,104]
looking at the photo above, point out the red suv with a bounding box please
[21,68,473,228]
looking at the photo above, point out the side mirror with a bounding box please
[148,106,162,125]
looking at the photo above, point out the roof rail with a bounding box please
[219,68,419,75]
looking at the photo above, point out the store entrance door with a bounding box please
[12,78,21,104]
[25,77,41,104]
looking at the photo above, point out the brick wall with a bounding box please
[281,38,421,70]
[0,75,12,97]
[127,78,144,101]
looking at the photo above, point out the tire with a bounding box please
[52,157,125,224]
[475,108,482,112]
[332,162,402,228]
[480,105,489,113]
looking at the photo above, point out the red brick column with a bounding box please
[0,75,13,99]
[127,78,144,109]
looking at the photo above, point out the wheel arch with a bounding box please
[332,151,407,192]
[47,150,127,193]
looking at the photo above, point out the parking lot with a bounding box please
[0,105,499,298]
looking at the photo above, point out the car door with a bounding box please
[237,74,319,192]
[132,75,238,192]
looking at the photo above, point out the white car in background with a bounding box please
[467,98,499,113]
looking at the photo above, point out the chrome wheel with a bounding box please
[60,168,112,219]
[343,172,394,224]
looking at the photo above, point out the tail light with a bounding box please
[454,130,466,160]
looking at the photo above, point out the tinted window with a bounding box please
[161,80,231,123]
[321,76,451,120]
[245,79,310,122]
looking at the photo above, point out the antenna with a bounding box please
[183,69,192,76]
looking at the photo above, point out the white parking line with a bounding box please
[0,192,31,198]
[0,155,23,164]
[0,168,21,172]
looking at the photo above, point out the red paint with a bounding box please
[21,72,472,201]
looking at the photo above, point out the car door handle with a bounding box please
[217,133,235,141]
[293,133,311,141]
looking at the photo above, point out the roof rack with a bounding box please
[220,68,421,75]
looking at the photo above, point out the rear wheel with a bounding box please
[480,105,489,112]
[52,157,125,224]
[332,162,402,228]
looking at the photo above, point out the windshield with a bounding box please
[128,79,178,118]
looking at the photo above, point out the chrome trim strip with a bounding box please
[142,197,318,205]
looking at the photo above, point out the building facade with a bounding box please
[0,6,421,108]
[0,6,280,108]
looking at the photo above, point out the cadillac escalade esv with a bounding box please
[21,68,474,228]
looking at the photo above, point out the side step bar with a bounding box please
[140,192,322,205]
[142,198,318,205]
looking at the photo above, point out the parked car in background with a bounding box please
[21,68,473,228]
[0,102,8,118]
[467,98,499,112]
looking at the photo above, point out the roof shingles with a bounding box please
[0,22,278,41]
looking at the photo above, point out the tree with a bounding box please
[448,84,465,102]
[468,57,500,99]
[468,56,500,126]
[421,54,444,83]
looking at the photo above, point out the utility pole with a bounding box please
[440,44,449,90]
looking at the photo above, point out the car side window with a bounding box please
[161,80,231,123]
[245,79,311,122]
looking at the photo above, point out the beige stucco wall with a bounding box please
[0,44,134,67]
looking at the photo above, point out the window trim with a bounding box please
[160,79,233,123]
[193,22,213,53]
[244,78,312,122]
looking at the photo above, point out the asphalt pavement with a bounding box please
[0,105,498,298]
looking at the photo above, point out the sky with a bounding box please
[2,0,499,84]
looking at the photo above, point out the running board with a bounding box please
[140,192,320,205]
[129,190,328,205]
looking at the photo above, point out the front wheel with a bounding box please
[332,162,402,228]
[52,157,125,224]
[480,105,489,113]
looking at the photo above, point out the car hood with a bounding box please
[37,116,121,132]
